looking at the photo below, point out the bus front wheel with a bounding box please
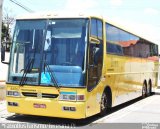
[100,92,110,116]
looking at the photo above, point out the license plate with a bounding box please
[33,103,46,108]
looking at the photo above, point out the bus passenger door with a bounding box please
[86,18,103,116]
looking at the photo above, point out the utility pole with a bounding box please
[0,0,3,52]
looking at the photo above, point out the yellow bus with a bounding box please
[1,13,159,119]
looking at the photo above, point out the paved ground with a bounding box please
[94,90,160,123]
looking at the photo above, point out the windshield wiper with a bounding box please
[19,58,34,86]
[43,60,59,88]
[16,41,30,44]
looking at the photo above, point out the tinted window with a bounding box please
[91,19,97,37]
[127,35,140,57]
[141,40,150,58]
[150,43,158,56]
[106,24,123,55]
[106,23,142,57]
[91,19,103,39]
[97,20,103,39]
[107,42,123,55]
[106,24,119,42]
[106,23,158,58]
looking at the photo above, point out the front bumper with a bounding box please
[7,97,86,119]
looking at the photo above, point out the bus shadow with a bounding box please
[6,93,156,127]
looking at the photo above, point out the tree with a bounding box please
[1,8,15,51]
[2,8,15,42]
[1,21,8,42]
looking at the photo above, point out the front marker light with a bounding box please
[7,91,13,96]
[7,91,21,97]
[62,94,68,100]
[70,107,76,111]
[69,95,76,100]
[8,102,19,106]
[13,91,20,97]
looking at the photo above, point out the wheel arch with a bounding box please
[148,79,152,86]
[144,80,147,85]
[103,86,112,108]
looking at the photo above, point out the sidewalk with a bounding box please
[0,82,6,101]
[0,100,6,112]
[0,81,5,86]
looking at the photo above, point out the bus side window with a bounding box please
[151,44,158,56]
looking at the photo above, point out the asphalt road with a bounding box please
[0,89,160,128]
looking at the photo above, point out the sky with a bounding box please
[2,0,160,45]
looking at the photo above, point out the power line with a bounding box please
[9,0,34,13]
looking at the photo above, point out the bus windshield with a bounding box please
[8,19,88,87]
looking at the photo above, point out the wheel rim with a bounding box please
[142,84,146,97]
[101,93,107,111]
[148,81,152,95]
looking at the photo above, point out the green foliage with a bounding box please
[1,22,10,42]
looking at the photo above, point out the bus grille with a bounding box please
[42,93,59,98]
[22,92,37,97]
[22,92,59,98]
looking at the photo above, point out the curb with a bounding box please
[0,80,5,82]
[0,80,6,88]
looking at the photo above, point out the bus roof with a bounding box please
[16,12,93,20]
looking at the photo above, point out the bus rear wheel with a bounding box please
[147,80,152,96]
[142,82,147,98]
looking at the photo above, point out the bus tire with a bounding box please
[100,90,111,116]
[148,80,152,96]
[142,82,147,98]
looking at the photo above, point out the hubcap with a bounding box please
[142,84,146,97]
[101,93,107,111]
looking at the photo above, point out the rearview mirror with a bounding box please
[1,45,9,64]
[89,37,100,44]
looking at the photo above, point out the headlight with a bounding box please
[59,92,84,101]
[59,94,76,101]
[7,91,21,97]
[69,95,76,100]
